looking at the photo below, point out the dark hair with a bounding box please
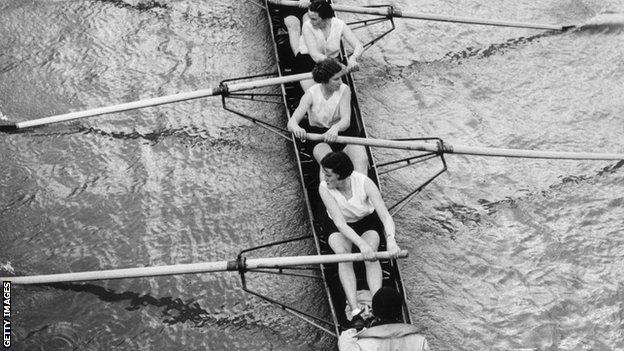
[320,151,353,180]
[308,1,335,19]
[312,58,342,83]
[371,287,404,323]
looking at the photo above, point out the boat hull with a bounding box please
[263,0,411,334]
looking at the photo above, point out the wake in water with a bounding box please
[96,0,168,12]
[441,31,562,62]
[420,160,623,240]
[477,160,623,216]
[438,12,624,61]
[0,261,14,275]
[46,282,271,328]
[382,11,624,78]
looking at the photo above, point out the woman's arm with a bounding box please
[364,177,401,258]
[287,92,312,139]
[323,87,351,142]
[302,22,327,62]
[335,87,351,131]
[341,25,364,70]
[319,185,376,260]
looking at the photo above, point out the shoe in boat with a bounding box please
[349,314,365,331]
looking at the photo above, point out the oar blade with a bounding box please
[576,13,624,33]
[0,122,17,132]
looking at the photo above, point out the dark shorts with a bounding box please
[304,125,357,152]
[293,52,316,74]
[327,211,384,238]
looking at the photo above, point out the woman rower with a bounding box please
[285,0,364,91]
[287,58,368,174]
[318,151,401,324]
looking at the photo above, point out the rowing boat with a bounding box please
[263,0,411,336]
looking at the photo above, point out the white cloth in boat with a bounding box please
[301,17,346,58]
[320,171,375,223]
[338,324,430,351]
[307,83,348,128]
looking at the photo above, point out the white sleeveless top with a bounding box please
[300,17,345,58]
[320,171,375,223]
[307,83,347,128]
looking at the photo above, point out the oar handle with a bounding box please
[247,250,408,270]
[304,133,434,152]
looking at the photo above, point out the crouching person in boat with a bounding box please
[287,58,368,174]
[319,151,401,323]
[338,287,430,351]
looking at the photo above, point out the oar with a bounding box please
[0,72,312,132]
[304,134,624,161]
[269,0,572,31]
[1,250,407,285]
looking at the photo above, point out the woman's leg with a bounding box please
[328,232,359,311]
[313,143,333,179]
[313,143,332,163]
[343,144,369,175]
[283,16,301,56]
[361,230,382,295]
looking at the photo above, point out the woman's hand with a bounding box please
[347,57,359,72]
[323,125,340,143]
[386,237,401,259]
[358,242,376,261]
[289,124,307,140]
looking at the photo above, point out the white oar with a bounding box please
[268,0,572,31]
[0,72,312,131]
[1,250,407,285]
[304,134,624,161]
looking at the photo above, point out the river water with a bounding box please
[1,0,623,350]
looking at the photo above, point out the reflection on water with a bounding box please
[1,0,623,350]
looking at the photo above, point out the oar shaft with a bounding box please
[305,134,624,160]
[246,250,406,268]
[337,4,564,31]
[1,250,407,285]
[447,145,624,160]
[4,261,230,285]
[228,72,311,92]
[306,133,434,152]
[14,73,312,129]
[269,1,564,31]
[16,87,218,129]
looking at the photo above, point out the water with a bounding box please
[1,0,623,350]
